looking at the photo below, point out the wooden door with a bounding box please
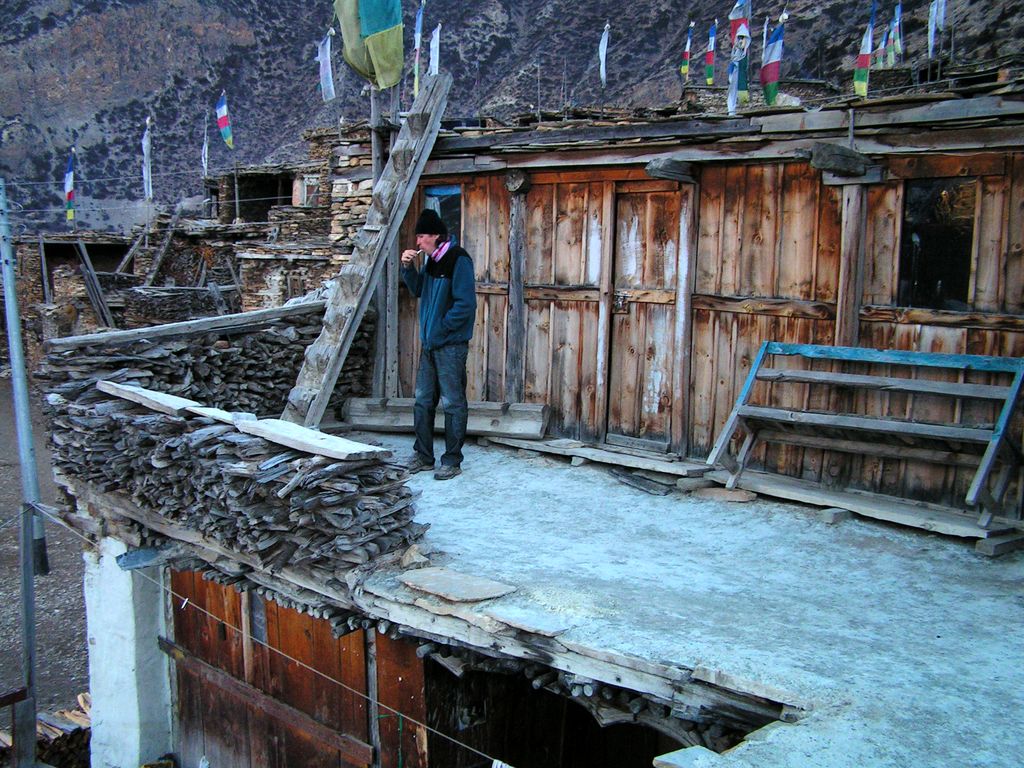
[606,181,683,451]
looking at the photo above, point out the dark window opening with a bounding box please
[898,177,976,310]
[424,185,462,246]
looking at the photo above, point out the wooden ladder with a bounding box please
[281,73,452,427]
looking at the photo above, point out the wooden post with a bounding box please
[365,630,382,768]
[595,180,616,444]
[37,235,51,304]
[233,161,241,223]
[504,170,530,402]
[671,183,698,456]
[835,184,867,347]
[370,87,388,397]
[385,87,401,397]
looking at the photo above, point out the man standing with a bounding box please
[400,209,476,479]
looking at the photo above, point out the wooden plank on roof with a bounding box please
[707,468,1015,538]
[96,380,200,415]
[433,118,754,153]
[46,300,325,350]
[341,398,549,438]
[235,418,391,460]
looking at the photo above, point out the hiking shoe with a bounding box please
[405,455,435,474]
[434,465,462,481]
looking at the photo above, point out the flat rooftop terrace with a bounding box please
[356,432,1024,768]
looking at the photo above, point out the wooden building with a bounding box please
[390,88,1024,514]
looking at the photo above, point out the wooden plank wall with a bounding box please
[698,153,1023,507]
[689,161,841,478]
[847,152,1024,505]
[170,572,425,768]
[522,172,609,441]
[398,176,510,403]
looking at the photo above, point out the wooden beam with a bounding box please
[645,159,696,183]
[159,637,374,767]
[671,184,697,455]
[234,418,391,460]
[115,230,146,274]
[38,234,52,304]
[691,294,836,320]
[762,341,1024,373]
[0,688,27,708]
[342,398,549,439]
[756,368,1012,400]
[76,240,116,328]
[806,142,872,176]
[835,185,866,346]
[755,429,984,468]
[737,405,995,443]
[434,118,755,153]
[706,469,1016,539]
[45,301,325,351]
[488,436,708,477]
[142,209,181,286]
[504,172,529,402]
[886,153,1006,179]
[96,381,200,416]
[860,305,1024,332]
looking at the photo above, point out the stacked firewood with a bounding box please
[46,395,423,573]
[38,316,374,417]
[121,286,238,326]
[0,695,91,768]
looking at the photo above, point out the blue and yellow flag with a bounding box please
[336,0,404,89]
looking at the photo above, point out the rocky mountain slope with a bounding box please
[1,0,1019,231]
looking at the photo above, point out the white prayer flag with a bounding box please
[141,117,153,202]
[317,30,336,102]
[928,0,937,58]
[201,118,209,178]
[429,23,441,76]
[599,22,610,87]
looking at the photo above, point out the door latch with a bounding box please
[613,291,630,314]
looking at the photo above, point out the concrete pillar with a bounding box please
[83,537,172,768]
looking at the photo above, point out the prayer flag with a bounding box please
[680,21,695,79]
[141,117,153,201]
[429,22,440,76]
[927,0,937,58]
[216,91,234,149]
[201,116,209,177]
[705,20,717,85]
[760,21,784,106]
[886,21,896,67]
[893,3,903,58]
[936,0,946,30]
[317,30,337,102]
[599,22,610,88]
[728,0,748,44]
[762,16,769,65]
[335,0,404,90]
[853,2,875,98]
[63,150,75,222]
[413,0,424,96]
[727,18,751,114]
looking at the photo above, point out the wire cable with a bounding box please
[31,502,511,767]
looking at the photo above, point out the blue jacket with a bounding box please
[401,244,476,351]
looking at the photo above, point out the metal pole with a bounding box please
[233,160,241,223]
[1,177,48,767]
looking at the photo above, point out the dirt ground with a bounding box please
[0,376,89,712]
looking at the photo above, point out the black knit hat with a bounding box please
[415,209,448,238]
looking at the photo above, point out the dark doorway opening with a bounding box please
[425,658,683,768]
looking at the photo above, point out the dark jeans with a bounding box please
[413,342,469,467]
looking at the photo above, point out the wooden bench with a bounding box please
[707,342,1024,528]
